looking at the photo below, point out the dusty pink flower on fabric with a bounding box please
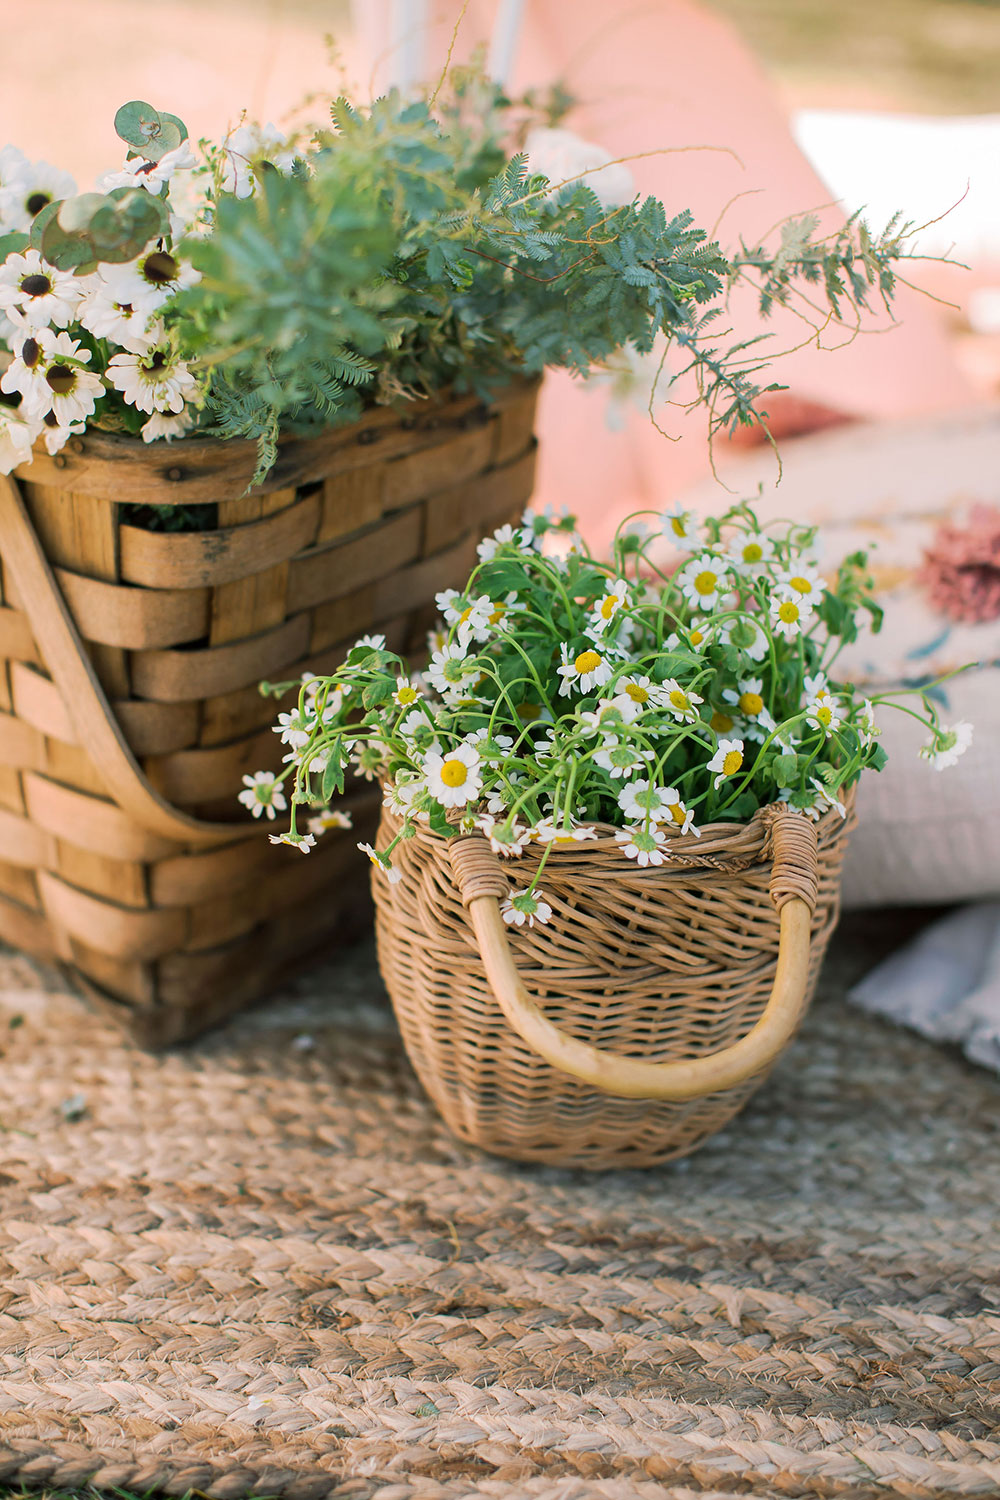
[920,505,1000,623]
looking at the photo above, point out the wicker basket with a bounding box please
[0,380,538,1046]
[374,792,855,1168]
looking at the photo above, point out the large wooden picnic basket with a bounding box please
[0,380,538,1046]
[374,792,854,1168]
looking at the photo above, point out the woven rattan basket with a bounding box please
[0,380,537,1046]
[374,792,855,1168]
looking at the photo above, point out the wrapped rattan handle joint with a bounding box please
[448,809,818,1103]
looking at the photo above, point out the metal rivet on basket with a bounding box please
[357,428,381,446]
[69,437,85,454]
[400,416,418,431]
[166,466,183,481]
[52,454,67,468]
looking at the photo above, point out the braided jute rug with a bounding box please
[1,921,999,1500]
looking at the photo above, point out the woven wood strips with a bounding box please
[0,380,539,1041]
[374,795,854,1168]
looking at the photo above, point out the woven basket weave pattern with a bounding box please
[375,796,854,1167]
[0,382,538,1045]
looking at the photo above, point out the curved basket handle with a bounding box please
[0,473,255,847]
[448,808,820,1102]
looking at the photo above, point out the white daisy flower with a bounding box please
[358,841,403,883]
[777,563,825,609]
[531,817,598,844]
[39,410,86,456]
[423,742,483,808]
[770,589,811,640]
[476,522,534,561]
[660,789,700,837]
[779,780,847,822]
[803,672,828,699]
[0,160,76,232]
[475,814,530,858]
[809,778,847,819]
[100,250,200,316]
[609,675,662,721]
[593,736,653,779]
[590,578,630,634]
[306,809,352,836]
[661,503,701,552]
[106,336,198,415]
[351,632,387,657]
[617,779,676,822]
[805,691,844,736]
[97,142,197,194]
[0,145,31,201]
[269,830,317,853]
[0,405,37,475]
[9,330,103,425]
[78,276,159,353]
[707,738,745,788]
[660,679,704,723]
[238,770,287,820]
[709,707,738,737]
[615,823,668,866]
[578,700,626,735]
[220,122,297,199]
[273,708,313,750]
[351,743,385,782]
[142,409,194,444]
[501,888,554,928]
[0,248,84,330]
[426,642,480,698]
[722,677,776,743]
[858,699,879,747]
[466,728,515,760]
[557,643,615,696]
[727,532,774,576]
[717,615,769,662]
[392,677,422,708]
[679,553,730,611]
[920,721,973,771]
[665,617,712,653]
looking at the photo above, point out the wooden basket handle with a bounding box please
[448,808,820,1102]
[0,473,256,847]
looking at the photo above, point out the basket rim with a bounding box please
[383,783,856,873]
[13,374,541,503]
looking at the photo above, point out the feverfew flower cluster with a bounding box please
[245,503,972,929]
[0,113,298,474]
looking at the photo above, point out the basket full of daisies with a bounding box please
[257,502,971,1167]
[0,74,931,1043]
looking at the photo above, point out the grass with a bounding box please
[711,0,1000,112]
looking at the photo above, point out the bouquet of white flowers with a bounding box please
[248,501,971,928]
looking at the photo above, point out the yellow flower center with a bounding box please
[396,685,417,705]
[669,689,690,711]
[739,691,764,716]
[575,650,601,675]
[600,595,619,619]
[518,702,542,722]
[694,569,718,596]
[789,575,811,594]
[668,802,687,826]
[711,710,734,733]
[816,705,832,726]
[625,683,649,703]
[488,603,505,625]
[459,605,473,623]
[743,542,763,563]
[722,749,743,776]
[778,601,799,623]
[690,628,704,646]
[440,759,468,788]
[670,516,687,536]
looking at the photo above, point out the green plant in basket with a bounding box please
[1,69,929,518]
[247,502,972,927]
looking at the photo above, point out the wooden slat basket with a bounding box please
[0,380,538,1046]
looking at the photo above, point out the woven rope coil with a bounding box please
[374,793,855,1167]
[0,381,538,1045]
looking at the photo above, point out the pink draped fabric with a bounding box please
[402,0,971,541]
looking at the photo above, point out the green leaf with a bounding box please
[321,755,345,801]
[114,99,185,161]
